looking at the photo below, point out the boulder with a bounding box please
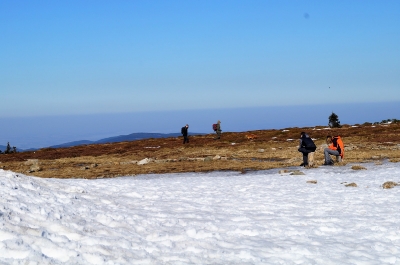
[29,164,42,173]
[213,155,221,160]
[137,158,150,165]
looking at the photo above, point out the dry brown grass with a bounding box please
[382,181,398,189]
[1,123,400,179]
[351,165,367,170]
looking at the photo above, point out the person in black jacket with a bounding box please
[298,132,316,167]
[181,124,189,144]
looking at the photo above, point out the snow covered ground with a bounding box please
[1,162,400,264]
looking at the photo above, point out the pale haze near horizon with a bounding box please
[1,1,399,148]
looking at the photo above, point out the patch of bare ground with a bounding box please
[382,181,399,189]
[351,165,367,170]
[1,123,400,179]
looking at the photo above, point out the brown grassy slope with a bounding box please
[1,123,399,179]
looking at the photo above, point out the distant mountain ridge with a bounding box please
[47,132,205,149]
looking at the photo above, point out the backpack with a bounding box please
[303,137,316,151]
[301,137,317,152]
[212,124,217,131]
[181,127,185,135]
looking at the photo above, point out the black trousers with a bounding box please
[183,135,189,143]
[298,147,312,164]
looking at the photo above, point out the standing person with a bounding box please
[213,120,222,139]
[323,135,344,165]
[298,132,316,167]
[181,124,189,144]
[5,142,11,154]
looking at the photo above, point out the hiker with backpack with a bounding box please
[323,135,344,165]
[298,132,316,167]
[213,120,221,139]
[181,124,189,144]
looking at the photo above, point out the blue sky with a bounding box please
[1,1,399,148]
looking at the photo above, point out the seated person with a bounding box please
[324,135,344,165]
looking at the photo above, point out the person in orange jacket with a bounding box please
[323,135,344,165]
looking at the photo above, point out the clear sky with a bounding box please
[1,1,399,148]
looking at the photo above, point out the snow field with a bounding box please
[0,162,400,264]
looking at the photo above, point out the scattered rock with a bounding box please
[213,155,221,160]
[345,144,358,151]
[258,149,265,153]
[308,153,315,167]
[137,158,150,165]
[120,161,138,165]
[306,180,317,184]
[91,163,98,168]
[24,159,39,165]
[351,165,367,170]
[382,181,398,189]
[81,166,90,170]
[290,170,305,176]
[204,157,213,162]
[345,182,357,187]
[279,169,289,174]
[29,164,42,173]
